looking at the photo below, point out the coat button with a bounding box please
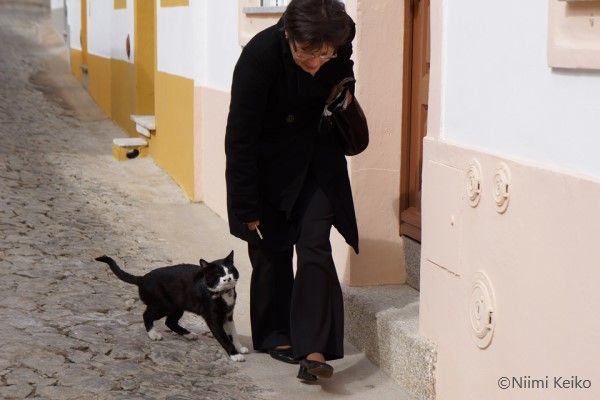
[286,114,295,123]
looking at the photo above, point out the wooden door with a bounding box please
[400,0,430,242]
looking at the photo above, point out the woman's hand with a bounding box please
[247,220,263,239]
[246,220,260,231]
[326,79,354,112]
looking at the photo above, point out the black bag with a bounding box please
[320,77,369,156]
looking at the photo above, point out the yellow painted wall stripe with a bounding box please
[114,0,126,9]
[111,58,137,137]
[154,71,195,198]
[160,0,189,7]
[70,48,83,83]
[81,0,88,65]
[135,0,156,115]
[87,53,112,117]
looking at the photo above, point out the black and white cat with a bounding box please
[95,251,248,361]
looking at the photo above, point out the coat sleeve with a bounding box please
[225,50,270,223]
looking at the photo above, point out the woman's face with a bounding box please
[288,38,337,76]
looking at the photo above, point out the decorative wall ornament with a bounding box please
[466,159,482,208]
[493,162,511,214]
[469,271,496,349]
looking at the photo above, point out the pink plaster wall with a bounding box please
[194,86,230,219]
[342,0,407,286]
[423,2,600,396]
[238,0,281,47]
[193,86,204,202]
[420,137,600,399]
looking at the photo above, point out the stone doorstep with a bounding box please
[130,115,156,138]
[112,138,148,147]
[111,137,149,161]
[343,284,437,400]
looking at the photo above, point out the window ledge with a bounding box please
[242,6,286,15]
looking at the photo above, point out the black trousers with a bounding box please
[247,187,344,361]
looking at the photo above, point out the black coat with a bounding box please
[225,18,360,253]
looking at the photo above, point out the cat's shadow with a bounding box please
[235,334,253,350]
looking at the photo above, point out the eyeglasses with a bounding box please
[289,40,338,61]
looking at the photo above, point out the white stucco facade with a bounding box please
[194,0,241,90]
[86,0,112,58]
[157,3,194,79]
[442,0,600,180]
[111,1,134,63]
[66,0,80,50]
[51,0,64,10]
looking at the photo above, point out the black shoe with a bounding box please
[299,359,334,379]
[268,347,299,364]
[297,364,317,382]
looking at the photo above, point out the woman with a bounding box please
[225,0,363,382]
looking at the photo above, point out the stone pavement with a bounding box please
[0,6,267,400]
[0,4,414,400]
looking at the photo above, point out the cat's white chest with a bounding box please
[222,289,236,306]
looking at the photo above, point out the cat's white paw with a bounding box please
[230,354,245,362]
[147,328,163,341]
[237,346,249,354]
[184,332,199,341]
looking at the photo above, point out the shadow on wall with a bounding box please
[393,196,421,291]
[393,196,400,220]
[346,238,406,286]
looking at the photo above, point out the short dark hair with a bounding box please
[283,0,352,51]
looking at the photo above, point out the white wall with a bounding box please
[442,0,600,180]
[66,0,80,50]
[111,0,134,62]
[51,0,64,10]
[192,0,208,87]
[197,0,241,91]
[157,2,194,79]
[87,0,112,58]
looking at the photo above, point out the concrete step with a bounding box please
[343,284,437,400]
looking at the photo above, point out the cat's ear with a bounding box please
[224,250,234,265]
[199,259,209,269]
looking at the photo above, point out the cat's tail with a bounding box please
[95,256,142,285]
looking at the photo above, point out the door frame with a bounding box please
[400,0,429,243]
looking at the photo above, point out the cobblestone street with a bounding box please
[0,5,269,400]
